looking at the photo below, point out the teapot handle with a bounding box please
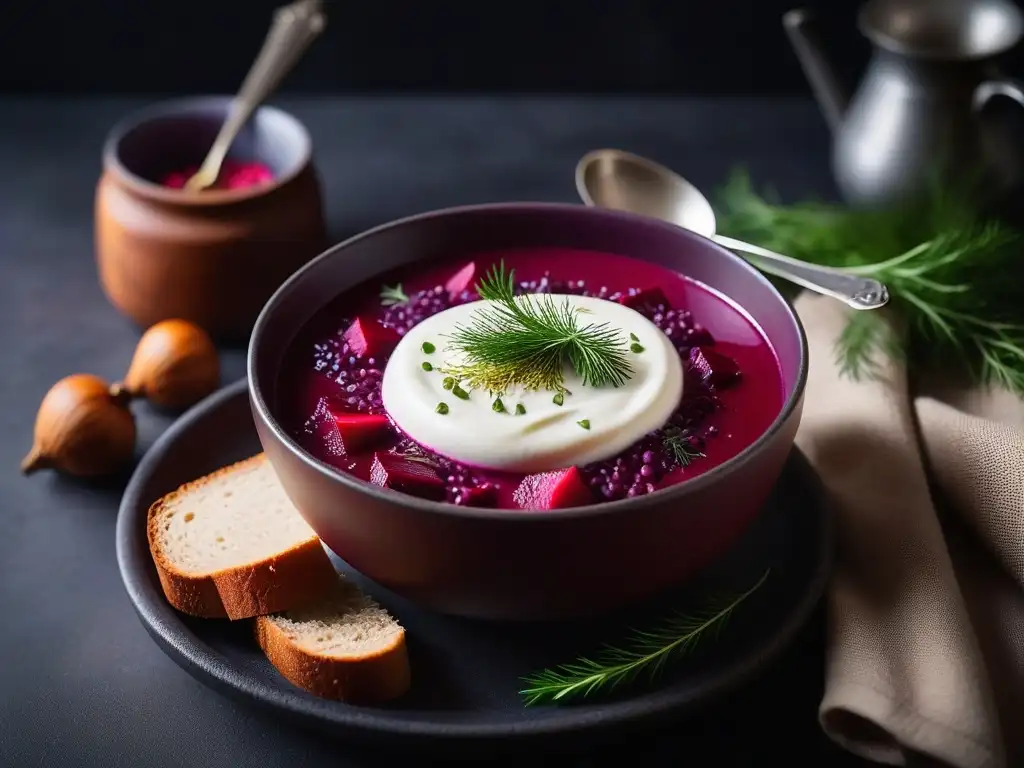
[973,78,1024,112]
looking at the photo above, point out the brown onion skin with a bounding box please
[112,319,220,411]
[21,373,136,477]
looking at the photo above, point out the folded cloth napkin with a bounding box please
[793,293,1024,768]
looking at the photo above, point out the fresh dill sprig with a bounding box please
[520,569,770,706]
[834,300,905,380]
[380,283,410,306]
[662,427,706,467]
[715,170,1024,393]
[442,262,633,395]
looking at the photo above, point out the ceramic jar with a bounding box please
[95,96,328,341]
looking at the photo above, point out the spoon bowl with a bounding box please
[576,149,718,237]
[575,149,889,310]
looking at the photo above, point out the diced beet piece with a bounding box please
[343,316,400,358]
[689,346,741,389]
[328,411,391,453]
[683,362,708,394]
[444,261,476,301]
[302,397,346,458]
[456,483,499,508]
[370,453,445,500]
[512,466,594,510]
[618,287,671,311]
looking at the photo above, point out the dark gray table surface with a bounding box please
[0,96,867,766]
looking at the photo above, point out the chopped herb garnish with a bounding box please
[442,377,455,390]
[552,392,565,406]
[422,361,434,371]
[452,384,470,400]
[380,283,409,306]
[492,397,506,413]
[435,402,449,415]
[662,427,706,467]
[630,332,639,342]
[630,343,645,353]
[515,403,526,415]
[422,341,436,354]
[577,419,591,430]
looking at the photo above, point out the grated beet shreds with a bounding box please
[162,160,273,190]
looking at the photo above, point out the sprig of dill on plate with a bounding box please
[519,569,770,706]
[441,262,633,395]
[715,170,1024,393]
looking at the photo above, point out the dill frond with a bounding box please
[520,569,771,705]
[380,283,410,306]
[715,170,1024,394]
[443,262,633,395]
[662,427,706,467]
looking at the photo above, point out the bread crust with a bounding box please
[146,454,338,621]
[255,615,411,704]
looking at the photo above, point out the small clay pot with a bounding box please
[95,96,328,342]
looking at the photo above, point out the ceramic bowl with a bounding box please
[95,96,328,342]
[248,203,808,621]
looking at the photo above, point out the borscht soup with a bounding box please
[276,248,784,510]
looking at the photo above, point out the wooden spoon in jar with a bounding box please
[184,0,326,192]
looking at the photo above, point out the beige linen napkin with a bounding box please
[793,293,1024,768]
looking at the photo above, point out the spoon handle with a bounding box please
[713,234,889,311]
[195,0,326,182]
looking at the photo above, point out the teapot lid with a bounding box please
[859,0,1023,60]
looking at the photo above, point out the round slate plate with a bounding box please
[117,378,833,751]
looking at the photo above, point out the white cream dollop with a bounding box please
[381,294,683,473]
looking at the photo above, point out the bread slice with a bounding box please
[256,577,411,704]
[147,453,338,620]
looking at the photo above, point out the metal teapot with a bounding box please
[784,0,1024,208]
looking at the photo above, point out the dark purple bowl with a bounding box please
[248,203,807,621]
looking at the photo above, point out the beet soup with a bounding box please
[275,248,784,510]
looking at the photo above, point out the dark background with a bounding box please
[5,0,1006,96]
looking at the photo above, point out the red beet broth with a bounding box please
[276,248,784,510]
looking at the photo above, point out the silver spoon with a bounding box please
[185,0,326,191]
[575,149,889,310]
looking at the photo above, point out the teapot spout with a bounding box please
[783,8,849,133]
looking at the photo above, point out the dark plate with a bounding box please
[116,378,833,751]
